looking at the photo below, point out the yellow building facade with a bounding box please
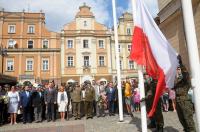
[0,10,61,84]
[111,12,137,81]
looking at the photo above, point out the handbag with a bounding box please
[17,108,22,115]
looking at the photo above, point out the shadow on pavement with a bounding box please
[129,117,180,132]
[164,126,180,132]
[129,116,142,131]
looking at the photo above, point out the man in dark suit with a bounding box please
[44,81,57,122]
[20,85,32,124]
[32,85,44,122]
[106,82,116,116]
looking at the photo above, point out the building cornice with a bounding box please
[6,48,60,52]
[158,0,181,23]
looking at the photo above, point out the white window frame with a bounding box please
[26,58,33,71]
[42,59,49,71]
[27,40,34,49]
[67,40,73,48]
[28,25,35,33]
[6,59,14,71]
[8,39,15,48]
[42,39,49,49]
[98,40,104,49]
[83,40,89,48]
[128,45,131,52]
[127,28,131,35]
[83,56,90,67]
[8,25,16,33]
[99,56,105,66]
[67,56,74,67]
[129,60,134,69]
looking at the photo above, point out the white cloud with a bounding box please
[0,0,110,31]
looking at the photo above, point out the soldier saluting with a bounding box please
[174,55,196,132]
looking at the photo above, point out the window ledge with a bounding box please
[66,66,75,68]
[41,70,50,72]
[5,70,14,72]
[98,65,106,67]
[25,70,34,72]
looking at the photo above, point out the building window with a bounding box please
[84,21,87,27]
[84,56,89,67]
[127,28,131,35]
[42,59,49,71]
[99,56,105,66]
[7,59,14,71]
[128,45,131,51]
[26,59,33,71]
[8,25,16,33]
[8,39,15,48]
[28,25,35,33]
[67,56,74,67]
[67,40,73,48]
[99,40,104,48]
[118,45,121,52]
[83,40,89,48]
[120,60,122,69]
[129,60,134,69]
[27,40,33,49]
[42,40,49,49]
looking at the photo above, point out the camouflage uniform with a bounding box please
[144,79,164,132]
[174,65,196,132]
[71,86,81,119]
[83,81,95,119]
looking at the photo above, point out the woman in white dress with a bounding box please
[7,86,20,125]
[57,86,68,121]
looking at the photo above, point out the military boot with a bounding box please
[156,125,163,132]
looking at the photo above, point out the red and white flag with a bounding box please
[130,0,179,117]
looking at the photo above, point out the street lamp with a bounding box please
[0,46,8,74]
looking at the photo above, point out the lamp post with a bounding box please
[0,46,7,74]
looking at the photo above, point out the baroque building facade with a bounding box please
[0,10,61,84]
[0,4,138,85]
[111,12,137,81]
[61,4,113,84]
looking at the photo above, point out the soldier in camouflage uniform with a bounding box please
[65,82,74,120]
[174,55,196,132]
[143,74,164,132]
[83,81,95,119]
[71,84,81,120]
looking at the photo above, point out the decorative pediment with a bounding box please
[66,52,76,55]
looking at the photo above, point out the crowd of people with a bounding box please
[0,63,196,132]
[0,79,140,126]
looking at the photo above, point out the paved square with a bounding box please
[0,112,184,132]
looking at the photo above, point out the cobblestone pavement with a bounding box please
[0,111,184,132]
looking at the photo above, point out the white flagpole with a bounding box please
[181,0,200,131]
[111,0,123,122]
[131,0,147,131]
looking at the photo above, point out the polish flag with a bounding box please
[130,0,179,117]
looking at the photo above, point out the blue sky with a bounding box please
[0,0,159,31]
